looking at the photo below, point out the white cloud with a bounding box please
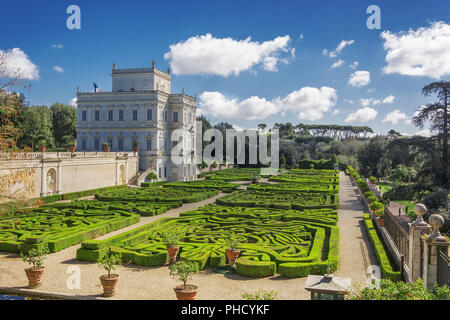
[332,109,340,116]
[330,59,345,69]
[299,33,304,40]
[70,97,77,107]
[348,70,371,87]
[381,21,450,79]
[345,107,377,123]
[324,40,355,58]
[415,129,432,137]
[51,44,63,49]
[359,95,395,107]
[382,109,408,124]
[199,86,337,121]
[0,48,39,80]
[52,65,64,73]
[164,33,295,76]
[350,61,359,69]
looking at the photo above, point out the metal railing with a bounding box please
[384,207,410,267]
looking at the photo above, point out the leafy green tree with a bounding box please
[19,106,54,150]
[413,81,450,189]
[357,137,389,178]
[50,103,76,147]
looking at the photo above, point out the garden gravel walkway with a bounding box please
[0,172,376,300]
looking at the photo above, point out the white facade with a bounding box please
[76,64,197,182]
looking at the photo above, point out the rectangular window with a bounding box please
[130,88,135,92]
[173,112,178,122]
[158,167,161,178]
[133,110,138,121]
[147,109,152,120]
[82,110,87,121]
[108,110,113,121]
[108,139,113,150]
[119,110,124,121]
[165,111,168,122]
[147,139,152,151]
[164,140,168,151]
[81,139,86,151]
[118,139,123,150]
[164,166,167,178]
[94,139,100,150]
[95,111,100,121]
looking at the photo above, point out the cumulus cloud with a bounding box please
[330,59,345,69]
[51,44,63,49]
[70,97,77,107]
[345,107,377,123]
[323,40,355,58]
[381,21,450,79]
[332,109,340,116]
[348,70,371,87]
[350,61,359,69]
[164,33,295,76]
[359,95,395,107]
[382,109,408,124]
[199,86,337,121]
[52,65,64,73]
[0,48,39,80]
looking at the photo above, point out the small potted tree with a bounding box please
[133,140,139,152]
[67,143,76,153]
[98,251,122,297]
[369,176,377,185]
[21,244,50,288]
[102,142,111,152]
[161,231,179,265]
[170,261,200,300]
[225,235,241,265]
[146,172,157,182]
[37,140,47,152]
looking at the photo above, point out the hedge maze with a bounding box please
[201,168,261,181]
[162,180,239,193]
[77,169,341,279]
[0,206,139,254]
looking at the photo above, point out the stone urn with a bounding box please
[167,246,179,265]
[25,266,45,288]
[226,249,241,265]
[100,274,119,297]
[174,284,198,300]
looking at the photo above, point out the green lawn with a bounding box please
[395,200,417,214]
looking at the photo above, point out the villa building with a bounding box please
[76,62,198,182]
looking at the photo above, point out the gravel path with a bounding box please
[0,172,375,299]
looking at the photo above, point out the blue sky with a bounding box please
[1,0,449,135]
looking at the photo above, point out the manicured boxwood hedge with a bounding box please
[163,180,239,193]
[363,214,401,281]
[0,206,139,254]
[77,203,340,278]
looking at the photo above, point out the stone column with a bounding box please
[422,214,449,289]
[408,204,431,282]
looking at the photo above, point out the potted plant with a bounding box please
[98,251,122,297]
[132,140,139,152]
[225,235,241,265]
[102,142,111,152]
[67,143,76,153]
[20,244,50,288]
[37,140,47,152]
[170,261,199,300]
[375,209,385,226]
[161,231,179,265]
[146,172,157,182]
[369,176,377,185]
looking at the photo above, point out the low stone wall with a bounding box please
[0,152,139,201]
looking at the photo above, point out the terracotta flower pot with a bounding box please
[25,266,45,288]
[39,146,46,152]
[133,146,139,152]
[103,146,111,152]
[377,217,384,227]
[174,284,198,300]
[167,246,179,265]
[100,274,119,297]
[68,146,76,153]
[226,249,241,265]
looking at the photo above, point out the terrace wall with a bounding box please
[0,152,139,201]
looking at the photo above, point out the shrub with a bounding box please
[225,235,240,251]
[146,172,157,181]
[369,176,377,184]
[370,201,384,211]
[161,231,179,248]
[242,289,278,300]
[21,243,49,269]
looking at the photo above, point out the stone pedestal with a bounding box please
[423,238,449,289]
[408,222,430,282]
